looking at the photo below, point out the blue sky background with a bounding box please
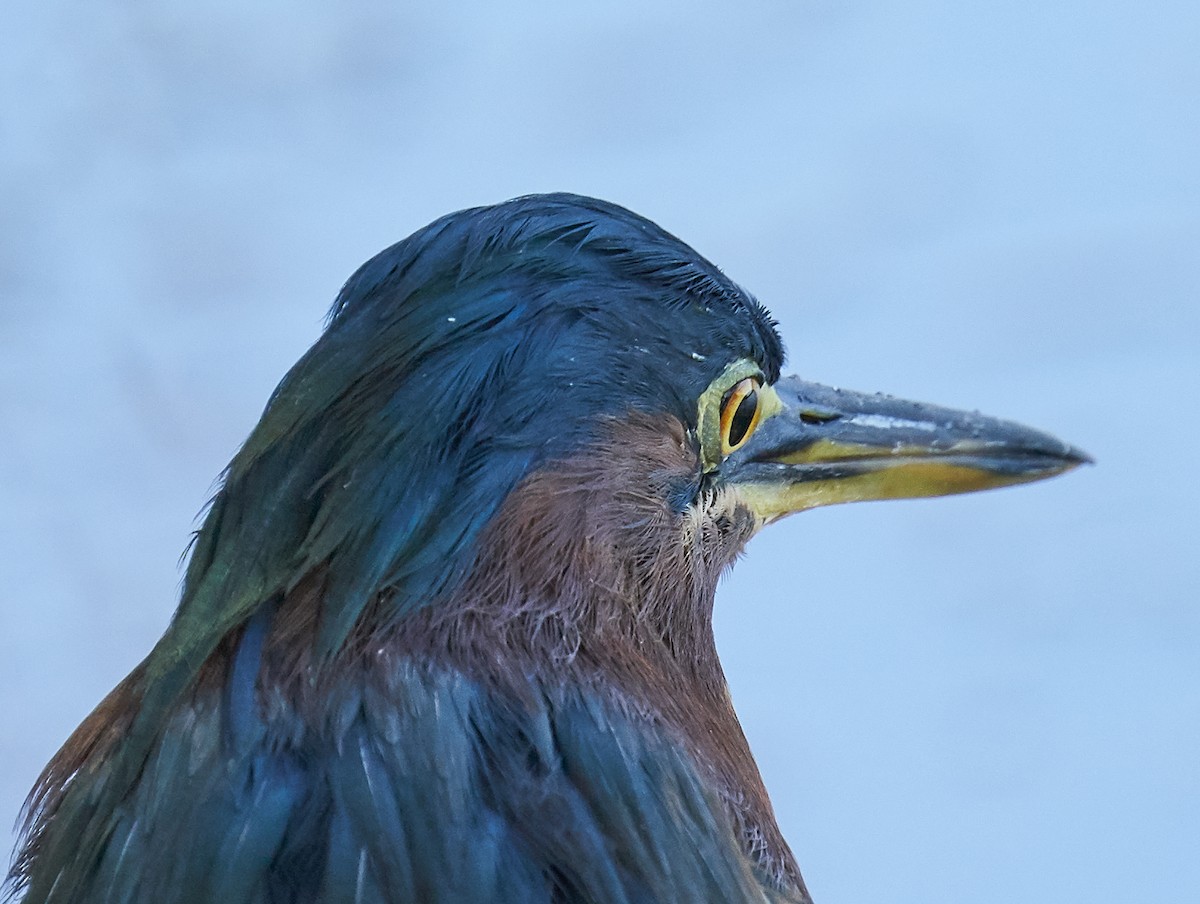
[2,2,1196,901]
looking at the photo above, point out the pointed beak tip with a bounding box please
[1062,445,1095,468]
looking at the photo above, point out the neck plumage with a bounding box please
[359,413,805,892]
[19,414,806,901]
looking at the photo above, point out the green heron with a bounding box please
[8,194,1087,904]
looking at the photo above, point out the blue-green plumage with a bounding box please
[8,194,1086,904]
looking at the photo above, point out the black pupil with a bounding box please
[728,388,758,447]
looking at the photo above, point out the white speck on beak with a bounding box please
[849,413,938,432]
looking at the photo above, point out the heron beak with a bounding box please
[724,375,1092,524]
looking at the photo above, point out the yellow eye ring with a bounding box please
[719,377,763,455]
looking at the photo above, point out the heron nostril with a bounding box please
[799,409,841,426]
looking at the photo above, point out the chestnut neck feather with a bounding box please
[23,414,803,896]
[321,412,802,888]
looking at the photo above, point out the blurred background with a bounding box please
[1,1,1196,901]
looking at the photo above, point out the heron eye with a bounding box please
[720,377,763,455]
